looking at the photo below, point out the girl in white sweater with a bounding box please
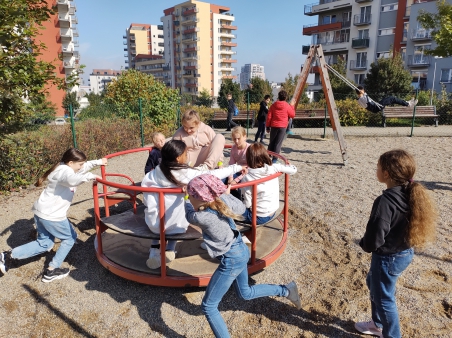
[241,143,297,224]
[141,139,244,270]
[0,148,107,282]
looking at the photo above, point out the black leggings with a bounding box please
[268,127,286,157]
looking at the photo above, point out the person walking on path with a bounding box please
[0,148,107,282]
[226,93,239,131]
[184,174,301,338]
[255,95,270,143]
[266,90,295,162]
[354,149,437,338]
[355,86,418,114]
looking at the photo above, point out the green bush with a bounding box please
[0,117,176,193]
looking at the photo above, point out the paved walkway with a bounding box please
[215,125,452,139]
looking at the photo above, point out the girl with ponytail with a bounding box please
[355,149,437,338]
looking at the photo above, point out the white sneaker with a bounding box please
[354,320,383,337]
[200,242,207,250]
[165,250,176,264]
[146,248,161,269]
[285,281,302,309]
[408,98,418,108]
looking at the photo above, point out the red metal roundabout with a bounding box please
[92,145,292,287]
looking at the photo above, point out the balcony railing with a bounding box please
[220,41,237,47]
[304,0,352,15]
[315,34,349,45]
[349,60,367,70]
[411,29,432,41]
[355,0,372,2]
[353,14,371,25]
[183,27,200,35]
[303,20,350,35]
[351,37,369,48]
[221,24,237,30]
[222,59,237,63]
[407,55,431,67]
[163,65,171,71]
[182,7,198,16]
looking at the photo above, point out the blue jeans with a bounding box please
[241,208,275,225]
[11,215,77,269]
[202,236,286,338]
[366,248,414,338]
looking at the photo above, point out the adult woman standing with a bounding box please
[266,90,295,162]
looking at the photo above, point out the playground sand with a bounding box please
[0,136,451,337]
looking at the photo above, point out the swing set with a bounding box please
[288,44,385,165]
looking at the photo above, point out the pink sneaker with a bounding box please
[354,320,383,337]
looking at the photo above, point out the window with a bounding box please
[440,69,452,83]
[354,74,365,85]
[381,3,398,12]
[376,51,390,59]
[379,28,395,36]
[358,29,369,39]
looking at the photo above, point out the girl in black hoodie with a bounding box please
[355,149,437,338]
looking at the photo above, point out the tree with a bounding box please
[329,57,355,99]
[363,54,413,101]
[417,0,452,57]
[217,79,242,109]
[0,1,67,130]
[104,69,180,125]
[281,72,310,104]
[62,92,80,115]
[196,88,213,107]
[243,77,272,104]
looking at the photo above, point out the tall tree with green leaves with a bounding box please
[105,69,180,125]
[62,91,80,115]
[0,0,67,130]
[217,79,242,109]
[281,72,310,104]
[196,88,213,107]
[417,0,452,57]
[243,77,272,104]
[363,54,413,101]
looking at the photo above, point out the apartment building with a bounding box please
[37,0,80,116]
[160,0,238,99]
[239,64,266,90]
[303,0,452,96]
[134,54,169,84]
[123,24,164,70]
[88,69,122,95]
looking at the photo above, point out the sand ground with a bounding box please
[0,135,451,337]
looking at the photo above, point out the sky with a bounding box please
[76,0,317,85]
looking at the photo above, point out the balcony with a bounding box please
[304,0,353,16]
[405,6,411,18]
[183,27,200,34]
[183,55,199,61]
[69,1,76,14]
[158,34,164,39]
[222,75,237,79]
[355,0,372,2]
[221,24,237,30]
[71,16,78,25]
[401,31,407,44]
[349,60,367,70]
[219,49,236,55]
[63,61,76,69]
[163,65,171,71]
[56,0,69,9]
[183,65,198,70]
[123,35,127,39]
[353,13,371,26]
[73,40,79,47]
[61,46,73,55]
[220,65,235,71]
[181,17,198,25]
[411,29,432,41]
[407,55,431,67]
[221,58,237,63]
[174,20,180,26]
[183,46,199,53]
[59,30,72,41]
[182,8,198,16]
[158,25,163,30]
[221,41,237,47]
[303,20,349,35]
[184,83,198,88]
[158,42,164,47]
[55,15,70,27]
[73,51,80,59]
[72,28,79,37]
[182,36,198,43]
[351,37,369,48]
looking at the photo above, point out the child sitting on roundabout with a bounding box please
[184,174,301,338]
[141,139,246,270]
[173,110,225,171]
[240,143,297,225]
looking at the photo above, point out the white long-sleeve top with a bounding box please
[241,163,297,216]
[32,160,103,221]
[141,164,243,235]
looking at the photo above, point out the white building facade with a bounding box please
[239,63,265,89]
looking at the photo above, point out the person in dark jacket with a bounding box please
[144,132,165,174]
[226,93,239,131]
[254,95,270,144]
[266,90,295,163]
[355,149,437,338]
